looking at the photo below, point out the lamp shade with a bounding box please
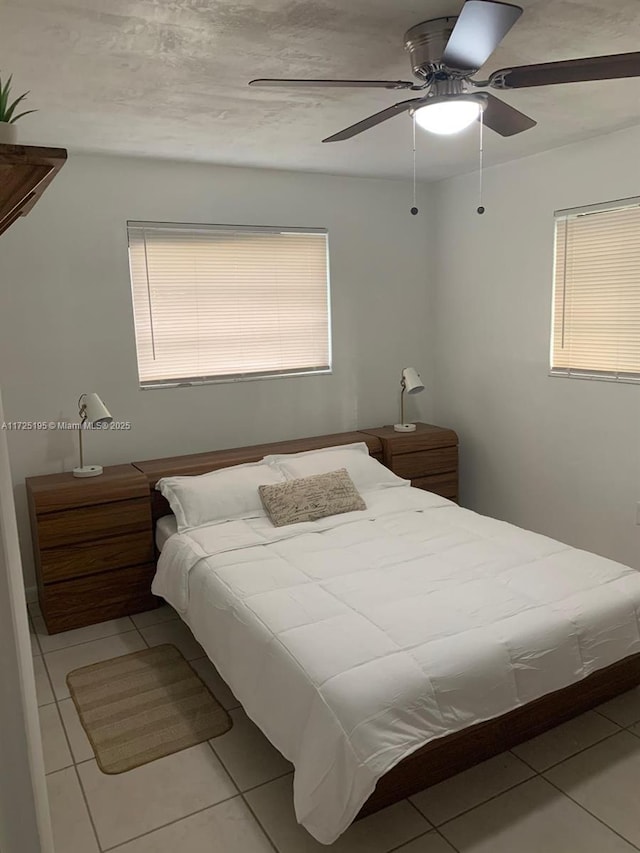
[79,393,112,426]
[414,96,485,136]
[402,367,424,395]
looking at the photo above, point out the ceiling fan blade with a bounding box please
[322,98,425,142]
[442,0,522,72]
[488,52,640,89]
[249,78,416,90]
[481,93,536,136]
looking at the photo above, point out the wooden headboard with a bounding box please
[132,430,383,522]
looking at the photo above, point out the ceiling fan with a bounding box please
[248,0,640,142]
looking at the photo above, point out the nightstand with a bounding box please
[26,464,158,633]
[361,423,458,501]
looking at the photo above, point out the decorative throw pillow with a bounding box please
[258,468,366,527]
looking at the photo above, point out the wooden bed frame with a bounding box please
[128,430,640,820]
[132,430,385,526]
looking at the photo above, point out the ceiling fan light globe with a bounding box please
[414,97,483,135]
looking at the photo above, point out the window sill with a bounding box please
[548,369,640,385]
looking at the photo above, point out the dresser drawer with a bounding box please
[36,498,151,548]
[411,473,458,500]
[27,464,149,512]
[40,563,159,633]
[392,446,458,480]
[40,531,154,583]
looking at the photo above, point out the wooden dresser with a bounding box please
[26,465,157,633]
[361,423,458,501]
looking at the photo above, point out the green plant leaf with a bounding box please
[4,91,30,122]
[10,109,37,123]
[0,75,11,118]
[1,74,13,98]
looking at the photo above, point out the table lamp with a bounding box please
[394,367,424,432]
[73,393,113,478]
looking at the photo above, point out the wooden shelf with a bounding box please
[0,143,67,236]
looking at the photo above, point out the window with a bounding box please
[551,198,640,383]
[127,222,331,389]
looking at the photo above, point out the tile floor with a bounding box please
[29,600,640,853]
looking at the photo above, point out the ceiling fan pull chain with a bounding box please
[477,108,485,215]
[411,112,419,215]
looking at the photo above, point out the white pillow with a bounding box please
[156,461,285,531]
[264,442,408,491]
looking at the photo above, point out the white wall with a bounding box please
[0,154,434,588]
[432,124,640,570]
[0,388,53,853]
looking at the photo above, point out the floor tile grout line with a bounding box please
[129,613,180,632]
[433,826,463,853]
[190,654,243,711]
[42,698,74,775]
[508,726,623,776]
[204,738,242,796]
[541,771,640,852]
[435,774,537,832]
[406,795,436,829]
[40,624,155,703]
[592,707,637,727]
[206,724,284,794]
[38,650,58,707]
[387,826,437,853]
[204,715,295,798]
[72,762,105,851]
[241,769,295,796]
[100,792,245,852]
[134,623,151,648]
[242,781,435,853]
[44,763,74,777]
[57,695,92,767]
[239,792,280,853]
[36,624,140,655]
[28,611,43,657]
[387,824,463,853]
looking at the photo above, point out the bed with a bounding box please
[133,432,640,845]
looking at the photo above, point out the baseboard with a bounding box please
[24,585,38,605]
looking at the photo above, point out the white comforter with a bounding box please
[152,485,640,844]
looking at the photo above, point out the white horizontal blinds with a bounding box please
[128,223,330,386]
[552,203,640,378]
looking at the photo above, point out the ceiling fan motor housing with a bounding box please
[428,78,472,98]
[404,17,461,77]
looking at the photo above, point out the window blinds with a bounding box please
[552,200,640,381]
[127,222,331,388]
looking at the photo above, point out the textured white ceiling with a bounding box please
[2,0,640,179]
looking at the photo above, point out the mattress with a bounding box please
[152,485,640,844]
[155,514,177,551]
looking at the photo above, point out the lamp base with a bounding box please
[73,465,103,478]
[394,423,417,432]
